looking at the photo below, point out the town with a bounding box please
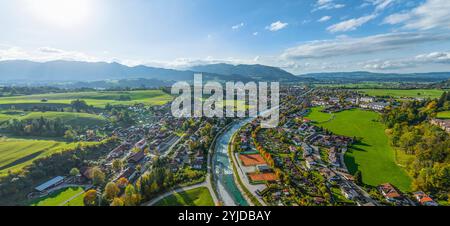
[1,83,447,207]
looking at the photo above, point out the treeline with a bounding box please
[382,92,450,201]
[0,137,120,205]
[0,86,63,97]
[4,117,68,137]
[100,157,206,206]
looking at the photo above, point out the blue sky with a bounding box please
[0,0,450,74]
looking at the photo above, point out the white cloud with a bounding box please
[415,51,450,63]
[383,13,411,24]
[361,59,413,70]
[144,56,266,70]
[383,0,450,30]
[370,0,395,11]
[361,51,450,70]
[281,32,450,59]
[318,16,332,22]
[266,21,288,31]
[232,22,245,30]
[0,46,100,62]
[327,14,377,32]
[313,0,345,11]
[253,32,259,36]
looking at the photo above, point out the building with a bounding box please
[359,97,374,103]
[379,183,402,202]
[413,191,439,206]
[135,139,147,151]
[34,176,65,192]
[341,185,358,200]
[370,102,389,111]
[128,150,145,164]
[430,119,450,133]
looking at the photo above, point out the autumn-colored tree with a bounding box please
[84,189,97,206]
[116,177,129,189]
[104,182,120,200]
[111,197,124,206]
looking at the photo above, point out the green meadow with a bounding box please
[0,90,173,108]
[31,186,85,206]
[154,187,214,206]
[357,89,446,99]
[307,107,412,192]
[436,111,450,119]
[0,138,95,176]
[16,111,107,127]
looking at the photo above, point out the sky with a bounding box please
[0,0,450,74]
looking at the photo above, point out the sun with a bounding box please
[26,0,92,28]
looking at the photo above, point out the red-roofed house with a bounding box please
[413,191,438,206]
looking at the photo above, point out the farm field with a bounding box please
[356,89,447,99]
[0,138,95,176]
[31,186,85,206]
[0,90,173,108]
[16,112,107,127]
[436,111,450,119]
[307,107,412,192]
[154,187,214,206]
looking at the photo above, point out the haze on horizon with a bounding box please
[0,0,450,74]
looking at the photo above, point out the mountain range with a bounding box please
[0,60,449,88]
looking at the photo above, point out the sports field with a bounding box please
[0,90,173,108]
[307,107,412,192]
[31,186,85,206]
[0,138,95,176]
[248,172,278,182]
[239,154,266,166]
[356,89,446,99]
[154,187,214,206]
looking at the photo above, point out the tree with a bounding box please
[84,189,97,206]
[112,159,123,172]
[70,168,80,177]
[111,197,124,206]
[123,184,140,206]
[104,182,120,200]
[64,129,77,141]
[116,177,129,189]
[354,170,363,185]
[92,167,105,186]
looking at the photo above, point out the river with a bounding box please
[212,119,252,206]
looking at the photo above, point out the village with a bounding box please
[228,86,441,206]
[24,86,445,207]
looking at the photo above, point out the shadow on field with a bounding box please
[0,151,44,171]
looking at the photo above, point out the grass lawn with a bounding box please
[0,90,173,108]
[436,111,450,119]
[31,186,85,206]
[17,111,106,127]
[305,108,333,123]
[0,138,95,176]
[307,107,412,192]
[0,113,13,124]
[154,187,214,206]
[357,89,447,99]
[63,192,85,206]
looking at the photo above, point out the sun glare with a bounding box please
[26,0,92,28]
